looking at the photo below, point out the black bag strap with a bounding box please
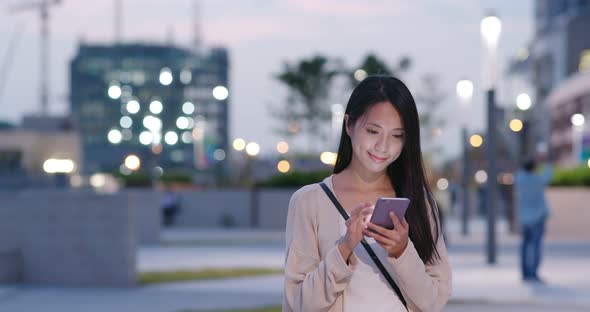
[320,181,408,309]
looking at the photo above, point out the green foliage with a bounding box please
[550,167,590,187]
[348,53,411,88]
[114,170,193,188]
[0,120,15,130]
[272,55,341,151]
[160,171,193,184]
[116,172,152,188]
[255,169,332,188]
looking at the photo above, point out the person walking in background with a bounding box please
[514,154,553,283]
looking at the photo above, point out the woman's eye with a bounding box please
[366,129,378,134]
[393,134,404,138]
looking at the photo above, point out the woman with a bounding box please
[283,76,451,311]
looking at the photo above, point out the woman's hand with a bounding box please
[364,212,409,258]
[338,202,373,261]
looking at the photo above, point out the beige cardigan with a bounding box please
[283,176,452,312]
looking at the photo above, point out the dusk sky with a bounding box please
[0,0,533,162]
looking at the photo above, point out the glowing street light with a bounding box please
[180,69,192,84]
[516,93,532,110]
[212,86,229,100]
[436,178,449,191]
[233,138,246,151]
[159,67,173,85]
[126,100,140,114]
[571,113,585,127]
[245,142,260,156]
[509,118,524,132]
[120,116,132,128]
[456,80,474,102]
[213,149,226,161]
[277,160,291,173]
[182,102,195,114]
[149,100,163,114]
[470,134,483,148]
[108,83,122,99]
[164,131,179,145]
[276,141,289,154]
[107,129,123,144]
[124,154,141,171]
[139,131,153,145]
[475,170,488,184]
[320,152,338,165]
[43,159,75,174]
[354,69,368,82]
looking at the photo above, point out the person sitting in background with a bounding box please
[514,154,553,283]
[161,189,180,226]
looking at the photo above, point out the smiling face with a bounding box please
[345,101,405,175]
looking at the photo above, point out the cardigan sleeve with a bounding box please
[385,199,452,312]
[387,234,452,312]
[282,186,355,312]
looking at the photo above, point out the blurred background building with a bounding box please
[529,0,590,162]
[70,43,229,183]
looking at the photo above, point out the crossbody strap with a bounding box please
[319,181,408,309]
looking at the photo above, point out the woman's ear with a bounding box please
[344,114,352,136]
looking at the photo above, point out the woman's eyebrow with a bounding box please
[366,122,404,131]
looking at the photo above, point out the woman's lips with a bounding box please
[368,152,387,163]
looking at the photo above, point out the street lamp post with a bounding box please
[481,12,501,265]
[456,79,474,236]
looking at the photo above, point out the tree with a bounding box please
[272,55,340,152]
[414,73,447,159]
[348,53,411,88]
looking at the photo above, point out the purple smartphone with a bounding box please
[369,197,410,230]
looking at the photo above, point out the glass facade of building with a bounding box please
[70,43,229,179]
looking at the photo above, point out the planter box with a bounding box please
[545,187,590,240]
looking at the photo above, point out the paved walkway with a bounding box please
[1,217,589,311]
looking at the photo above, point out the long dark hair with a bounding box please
[334,75,441,264]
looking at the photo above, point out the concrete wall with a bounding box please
[129,190,161,245]
[173,188,296,229]
[257,189,296,229]
[0,186,295,285]
[0,193,23,283]
[174,190,252,228]
[0,190,137,286]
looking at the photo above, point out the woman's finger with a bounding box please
[390,212,402,230]
[366,222,392,238]
[401,217,409,231]
[365,229,397,246]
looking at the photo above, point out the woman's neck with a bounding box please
[337,165,391,192]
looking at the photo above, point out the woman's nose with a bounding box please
[375,135,389,152]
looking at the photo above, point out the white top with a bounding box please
[339,215,406,311]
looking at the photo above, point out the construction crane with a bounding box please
[0,24,24,106]
[9,0,61,117]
